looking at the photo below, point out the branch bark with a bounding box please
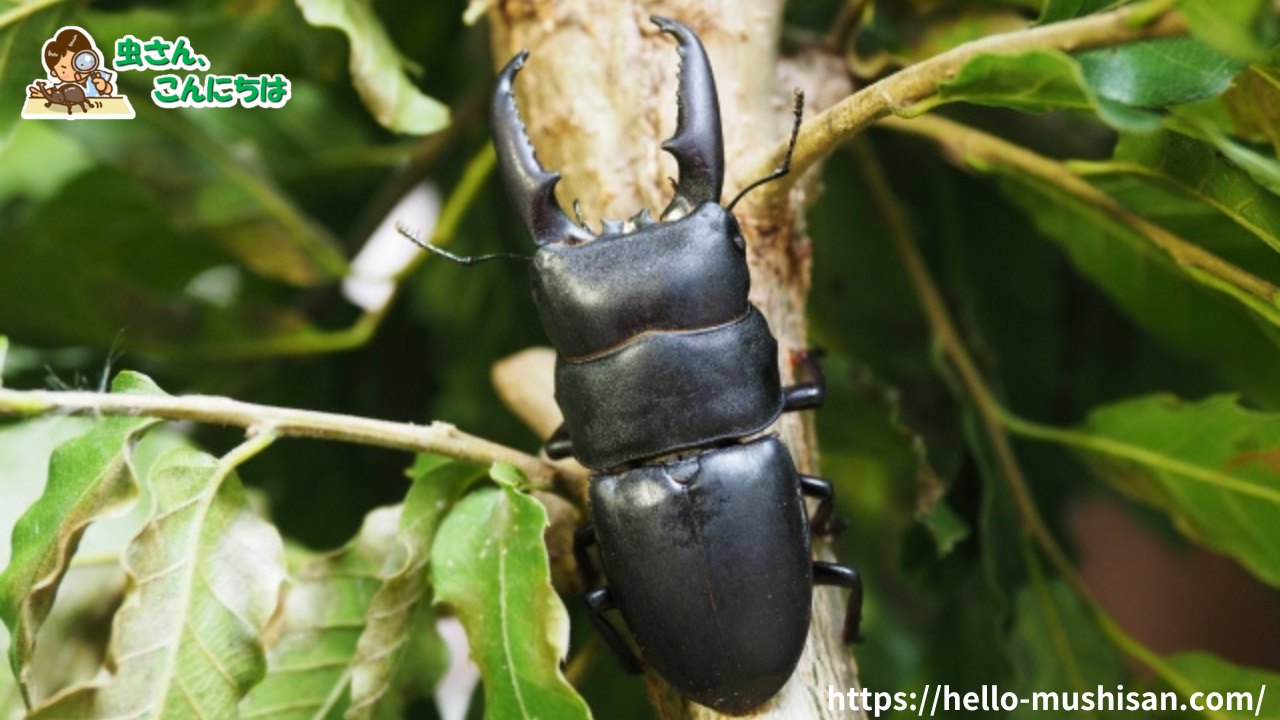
[0,386,576,488]
[750,1,1190,208]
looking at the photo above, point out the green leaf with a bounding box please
[1182,117,1280,197]
[0,166,361,359]
[430,468,591,720]
[1038,0,1115,24]
[1076,37,1247,110]
[939,40,1250,132]
[0,371,165,704]
[0,2,68,147]
[0,336,6,385]
[1074,131,1280,256]
[0,412,96,720]
[0,121,92,204]
[995,173,1280,406]
[939,49,1096,113]
[56,106,349,287]
[345,457,485,720]
[1220,63,1280,156]
[240,506,403,720]
[293,0,450,135]
[1179,0,1276,63]
[1011,578,1127,717]
[1162,652,1280,718]
[28,438,287,719]
[1073,394,1280,588]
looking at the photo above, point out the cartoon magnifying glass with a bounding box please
[72,49,113,90]
[73,49,105,80]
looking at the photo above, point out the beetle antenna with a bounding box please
[726,89,804,213]
[397,223,531,265]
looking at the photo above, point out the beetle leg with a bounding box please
[573,524,601,587]
[783,384,823,411]
[782,348,827,412]
[814,561,864,644]
[491,51,594,246]
[799,475,836,536]
[653,17,724,221]
[575,525,643,674]
[585,588,643,674]
[544,423,573,460]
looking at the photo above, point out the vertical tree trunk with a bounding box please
[484,2,865,717]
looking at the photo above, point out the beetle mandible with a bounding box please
[405,16,863,715]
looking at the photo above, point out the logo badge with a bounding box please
[21,26,136,120]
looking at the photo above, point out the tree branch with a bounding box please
[879,114,1280,321]
[0,386,579,488]
[752,2,1190,207]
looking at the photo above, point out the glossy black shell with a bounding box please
[555,306,782,470]
[531,203,748,358]
[589,435,812,713]
[532,203,782,470]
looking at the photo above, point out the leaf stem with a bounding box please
[754,0,1190,207]
[144,108,349,279]
[67,553,123,569]
[857,131,1264,717]
[1091,611,1233,720]
[996,407,1280,504]
[850,137,1087,596]
[823,0,871,53]
[0,386,577,486]
[879,114,1280,326]
[141,145,495,361]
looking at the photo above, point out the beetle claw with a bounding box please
[492,51,594,246]
[653,16,724,221]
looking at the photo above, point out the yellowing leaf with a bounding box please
[345,457,484,720]
[294,0,450,135]
[0,372,164,705]
[28,438,287,719]
[240,506,403,720]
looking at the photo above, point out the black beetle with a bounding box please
[404,16,862,715]
[32,81,93,115]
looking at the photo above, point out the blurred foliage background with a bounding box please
[2,0,1280,718]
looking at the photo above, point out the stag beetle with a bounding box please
[404,17,862,715]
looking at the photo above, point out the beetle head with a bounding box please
[491,17,725,245]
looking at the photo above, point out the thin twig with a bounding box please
[823,0,871,53]
[753,1,1190,207]
[0,386,579,487]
